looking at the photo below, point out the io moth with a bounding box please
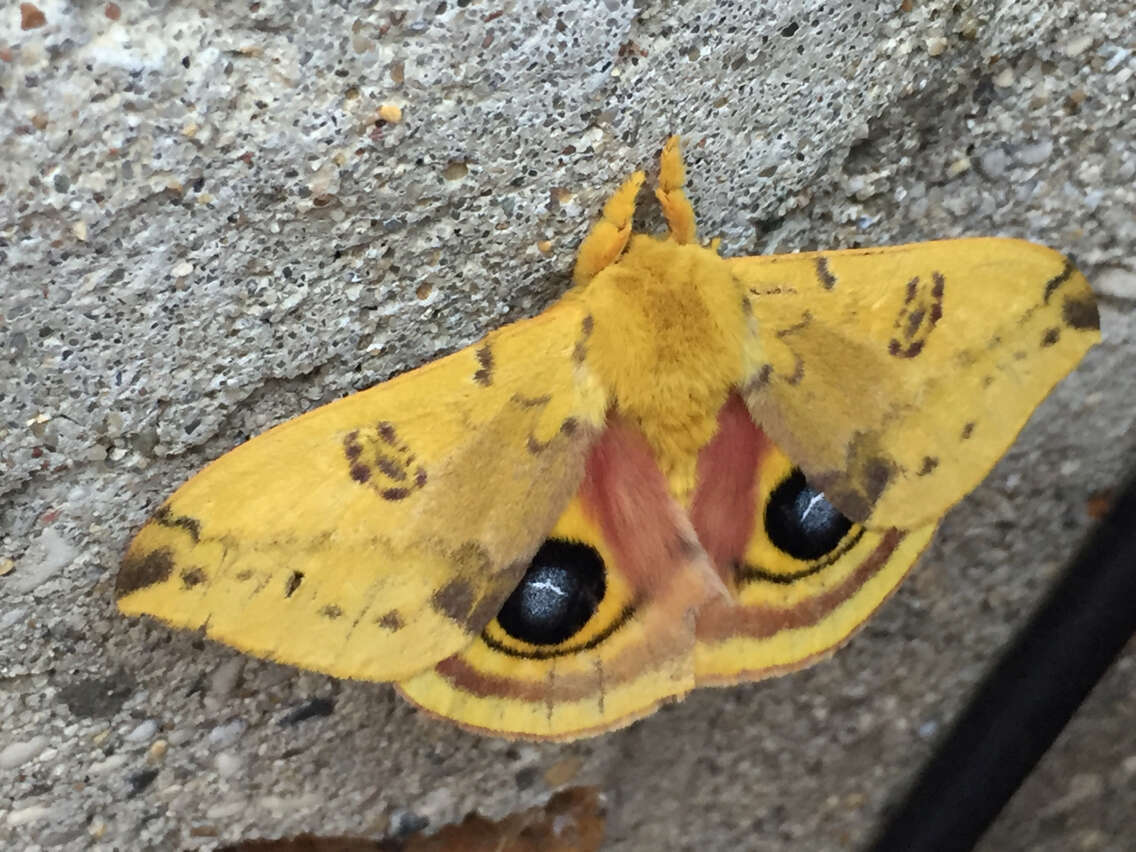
[118,137,1098,740]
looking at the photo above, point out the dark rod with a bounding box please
[868,472,1136,852]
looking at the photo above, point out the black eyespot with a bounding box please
[496,539,605,646]
[765,469,852,560]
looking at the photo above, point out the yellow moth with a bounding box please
[119,138,1098,740]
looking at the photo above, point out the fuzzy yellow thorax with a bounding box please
[581,235,750,498]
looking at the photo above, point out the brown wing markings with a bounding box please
[594,657,606,717]
[484,388,585,456]
[180,566,206,588]
[1042,258,1075,304]
[343,424,427,501]
[808,430,898,524]
[775,311,812,339]
[698,530,904,643]
[512,392,553,408]
[746,285,800,297]
[1062,294,1099,330]
[954,349,978,368]
[118,546,175,596]
[784,355,805,386]
[424,545,527,639]
[467,567,526,633]
[545,669,556,727]
[741,364,773,396]
[527,418,581,455]
[329,541,505,641]
[917,456,940,476]
[473,343,494,386]
[888,272,944,359]
[427,542,492,618]
[431,577,476,622]
[376,610,404,630]
[766,311,812,386]
[429,605,688,706]
[1018,259,1097,332]
[120,507,207,596]
[573,314,595,364]
[815,256,837,290]
[152,505,201,543]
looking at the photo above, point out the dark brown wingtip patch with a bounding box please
[117,547,175,597]
[815,256,837,289]
[1062,295,1100,331]
[473,343,495,386]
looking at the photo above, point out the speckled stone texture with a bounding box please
[1,1,1133,850]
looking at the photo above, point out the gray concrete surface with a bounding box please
[2,1,1134,849]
